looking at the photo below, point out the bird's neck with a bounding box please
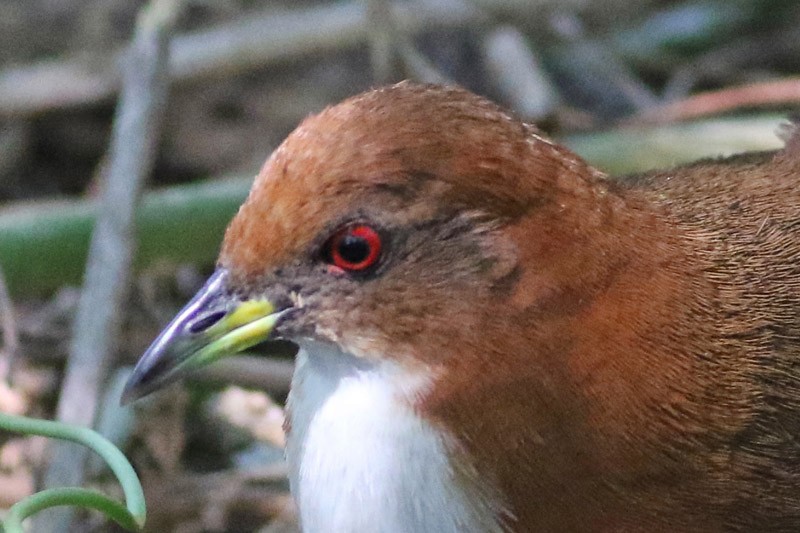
[418,185,727,530]
[285,341,506,532]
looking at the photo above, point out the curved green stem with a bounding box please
[3,488,139,532]
[0,412,145,531]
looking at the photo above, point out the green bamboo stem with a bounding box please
[0,176,250,297]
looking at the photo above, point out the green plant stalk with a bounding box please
[3,488,139,532]
[0,412,145,531]
[564,114,785,175]
[0,176,250,297]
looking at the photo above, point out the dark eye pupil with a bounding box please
[326,223,382,273]
[337,235,370,264]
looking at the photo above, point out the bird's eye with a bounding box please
[326,224,383,273]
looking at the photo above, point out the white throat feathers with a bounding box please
[285,341,505,533]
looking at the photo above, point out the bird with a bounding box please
[123,81,800,532]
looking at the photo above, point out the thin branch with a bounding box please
[481,26,559,120]
[366,0,401,83]
[632,77,800,124]
[365,0,453,84]
[191,355,295,397]
[37,1,182,531]
[396,40,453,84]
[0,264,18,384]
[0,0,484,118]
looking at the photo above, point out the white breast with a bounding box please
[285,342,504,533]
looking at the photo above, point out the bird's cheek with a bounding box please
[273,307,315,340]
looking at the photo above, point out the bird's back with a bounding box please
[622,144,800,530]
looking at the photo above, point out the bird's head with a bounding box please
[122,82,614,403]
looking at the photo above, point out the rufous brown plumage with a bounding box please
[125,82,800,532]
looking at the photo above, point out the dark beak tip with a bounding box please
[120,375,147,406]
[119,390,135,407]
[120,360,168,406]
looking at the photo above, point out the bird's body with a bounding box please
[125,83,800,532]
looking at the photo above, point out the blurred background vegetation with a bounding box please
[0,0,799,531]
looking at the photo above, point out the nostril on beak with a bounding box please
[188,311,227,333]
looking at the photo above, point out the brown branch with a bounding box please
[633,77,800,125]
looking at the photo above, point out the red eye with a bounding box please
[328,224,382,272]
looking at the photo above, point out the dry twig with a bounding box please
[481,25,558,120]
[0,264,18,384]
[0,0,484,118]
[366,0,401,83]
[37,1,182,530]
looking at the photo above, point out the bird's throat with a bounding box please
[285,341,506,533]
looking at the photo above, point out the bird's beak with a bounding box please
[121,268,285,404]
